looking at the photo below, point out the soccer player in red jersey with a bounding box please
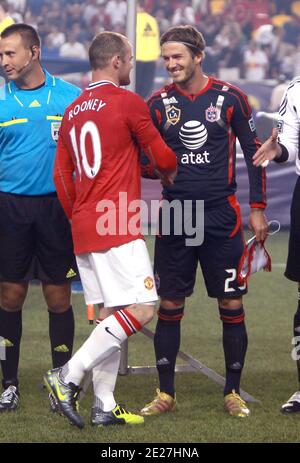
[140,25,268,418]
[43,31,177,429]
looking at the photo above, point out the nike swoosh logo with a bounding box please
[105,326,121,341]
[54,378,67,402]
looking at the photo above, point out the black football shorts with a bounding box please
[154,196,248,299]
[0,192,78,283]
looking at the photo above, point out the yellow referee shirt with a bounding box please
[0,16,15,34]
[136,12,160,62]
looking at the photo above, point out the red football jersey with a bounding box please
[54,80,176,254]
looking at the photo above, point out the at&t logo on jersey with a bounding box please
[179,120,210,164]
[179,120,207,149]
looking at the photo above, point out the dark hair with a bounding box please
[160,25,206,56]
[1,23,41,49]
[89,31,127,70]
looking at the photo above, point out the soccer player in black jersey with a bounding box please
[140,25,268,418]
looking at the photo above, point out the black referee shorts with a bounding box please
[285,176,300,282]
[0,192,78,283]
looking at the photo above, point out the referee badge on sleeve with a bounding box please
[51,122,61,142]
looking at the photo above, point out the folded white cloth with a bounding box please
[238,236,272,284]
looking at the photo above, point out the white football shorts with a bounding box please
[76,238,158,307]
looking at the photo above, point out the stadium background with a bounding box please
[1,0,300,444]
[2,0,296,225]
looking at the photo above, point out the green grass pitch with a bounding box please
[0,231,299,443]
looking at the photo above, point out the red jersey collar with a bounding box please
[86,80,118,90]
[174,76,213,101]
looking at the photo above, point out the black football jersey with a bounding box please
[147,77,266,208]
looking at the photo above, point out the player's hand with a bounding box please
[160,168,177,186]
[248,209,268,242]
[140,164,160,179]
[252,128,282,167]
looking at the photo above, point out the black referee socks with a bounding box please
[48,306,74,368]
[0,306,22,390]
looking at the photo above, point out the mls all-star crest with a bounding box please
[205,103,218,122]
[166,106,181,125]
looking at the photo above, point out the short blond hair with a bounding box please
[89,32,127,70]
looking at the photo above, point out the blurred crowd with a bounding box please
[3,0,300,81]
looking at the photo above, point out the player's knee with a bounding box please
[160,298,185,310]
[219,306,245,324]
[0,282,28,311]
[47,295,71,313]
[218,297,243,309]
[157,305,184,322]
[43,283,71,312]
[128,303,155,326]
[141,304,155,325]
